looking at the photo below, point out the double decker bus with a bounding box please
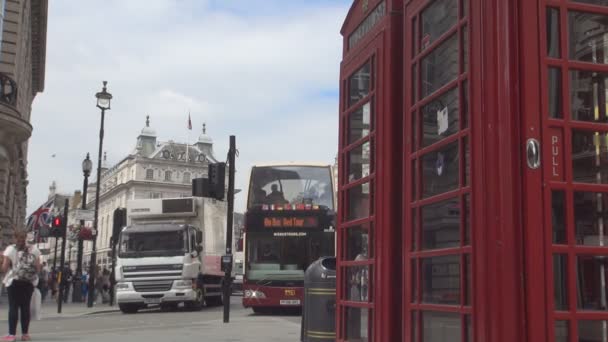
[242,163,336,313]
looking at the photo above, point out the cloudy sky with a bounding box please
[26,0,351,214]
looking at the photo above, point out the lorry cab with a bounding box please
[114,197,226,314]
[114,224,206,313]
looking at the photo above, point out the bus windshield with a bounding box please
[247,165,334,210]
[246,231,334,284]
[119,230,187,258]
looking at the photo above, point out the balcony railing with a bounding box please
[0,73,17,107]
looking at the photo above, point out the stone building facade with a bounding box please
[82,117,219,269]
[0,0,47,246]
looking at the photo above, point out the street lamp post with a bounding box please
[87,81,112,307]
[73,153,92,303]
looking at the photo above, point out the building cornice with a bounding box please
[87,179,192,207]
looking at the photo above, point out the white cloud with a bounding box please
[27,0,349,215]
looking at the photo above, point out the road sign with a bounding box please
[74,209,95,221]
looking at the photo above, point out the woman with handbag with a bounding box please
[1,230,41,342]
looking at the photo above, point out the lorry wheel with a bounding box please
[119,304,139,314]
[205,295,223,307]
[185,288,204,311]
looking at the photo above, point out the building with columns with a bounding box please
[82,117,219,270]
[0,0,47,246]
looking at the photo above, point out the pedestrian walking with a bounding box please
[1,230,41,342]
[37,262,48,302]
[80,271,88,302]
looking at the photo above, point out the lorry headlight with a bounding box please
[244,290,265,299]
[173,280,192,289]
[115,283,130,291]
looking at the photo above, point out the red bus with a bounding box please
[242,163,336,314]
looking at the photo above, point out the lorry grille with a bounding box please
[133,280,173,292]
[123,264,182,272]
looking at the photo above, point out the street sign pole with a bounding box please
[223,135,236,323]
[57,199,69,314]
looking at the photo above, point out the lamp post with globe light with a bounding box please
[73,152,92,302]
[87,81,112,307]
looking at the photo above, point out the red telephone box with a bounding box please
[338,0,608,341]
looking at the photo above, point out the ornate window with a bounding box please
[165,170,172,181]
[145,169,154,180]
[183,172,191,183]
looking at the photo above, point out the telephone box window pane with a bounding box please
[462,26,468,73]
[547,8,561,58]
[348,141,372,182]
[413,159,418,200]
[577,255,608,311]
[465,315,472,341]
[422,141,460,198]
[422,255,461,305]
[569,11,608,64]
[575,191,608,246]
[412,259,418,302]
[412,311,419,341]
[413,109,419,150]
[552,190,567,244]
[346,224,371,261]
[573,0,608,5]
[422,311,461,342]
[462,81,469,129]
[572,130,608,183]
[349,102,372,144]
[422,87,459,147]
[554,254,569,310]
[412,208,419,251]
[345,307,371,341]
[420,0,458,51]
[422,197,461,249]
[413,64,419,102]
[464,194,471,245]
[578,320,608,341]
[570,70,608,122]
[465,254,471,305]
[347,183,371,221]
[548,68,563,118]
[421,34,459,98]
[349,62,372,106]
[555,321,568,342]
[464,136,470,186]
[347,265,371,302]
[461,0,468,18]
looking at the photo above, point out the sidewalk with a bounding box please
[0,298,118,321]
[38,299,118,319]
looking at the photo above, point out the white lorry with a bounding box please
[114,197,226,314]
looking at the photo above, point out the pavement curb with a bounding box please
[84,309,120,316]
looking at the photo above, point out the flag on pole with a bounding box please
[188,112,192,130]
[26,197,54,232]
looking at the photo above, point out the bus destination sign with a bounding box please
[263,216,319,228]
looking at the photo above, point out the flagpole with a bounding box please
[186,110,191,163]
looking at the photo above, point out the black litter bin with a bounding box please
[301,256,336,342]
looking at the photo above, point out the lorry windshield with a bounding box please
[119,230,187,258]
[246,231,334,283]
[247,165,334,210]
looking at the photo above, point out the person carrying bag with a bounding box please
[1,230,41,342]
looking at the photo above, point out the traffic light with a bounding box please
[208,162,226,200]
[112,208,127,245]
[50,215,66,238]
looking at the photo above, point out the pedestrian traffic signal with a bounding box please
[50,215,66,238]
[208,162,226,200]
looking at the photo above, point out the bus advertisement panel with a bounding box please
[242,164,335,313]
